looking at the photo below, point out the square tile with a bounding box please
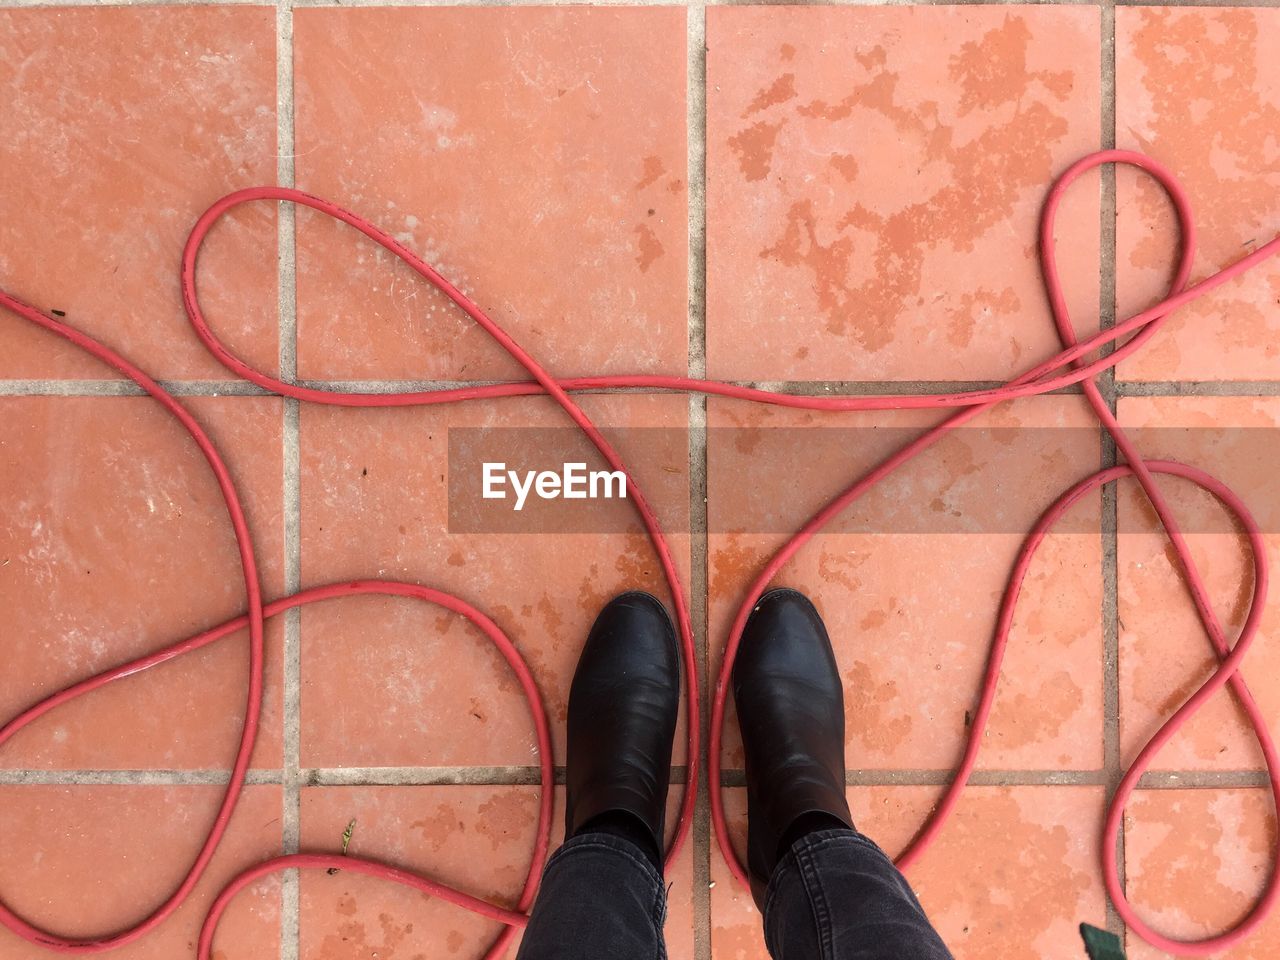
[1124,788,1278,959]
[711,784,1107,960]
[1117,397,1280,771]
[0,784,281,960]
[706,5,1101,382]
[292,7,688,382]
[299,785,695,960]
[0,397,285,770]
[298,394,691,769]
[299,784,537,960]
[1115,8,1280,382]
[709,396,1104,772]
[0,7,279,381]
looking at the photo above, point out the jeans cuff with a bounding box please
[762,828,887,937]
[546,831,667,893]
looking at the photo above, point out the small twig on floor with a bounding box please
[327,818,358,875]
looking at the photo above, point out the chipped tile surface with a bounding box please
[0,6,279,381]
[1115,8,1280,383]
[0,785,282,960]
[299,786,695,960]
[0,397,286,769]
[1124,788,1279,959]
[299,784,538,960]
[706,5,1101,382]
[709,396,1104,772]
[292,6,688,382]
[298,394,692,768]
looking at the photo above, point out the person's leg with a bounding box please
[516,592,679,960]
[763,828,952,959]
[733,588,952,960]
[515,827,667,960]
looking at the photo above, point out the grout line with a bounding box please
[713,0,1106,4]
[1113,0,1280,5]
[0,0,263,6]
[292,0,1109,6]
[301,765,694,785]
[2,0,1278,11]
[0,378,1081,397]
[0,769,284,785]
[9,0,1213,8]
[276,3,302,959]
[1134,770,1277,789]
[720,769,1112,787]
[281,397,302,960]
[292,0,690,5]
[14,374,1280,399]
[715,768,1280,788]
[286,0,1109,6]
[14,376,1280,399]
[686,4,712,959]
[3,765,1268,789]
[0,766,680,786]
[0,380,273,397]
[715,379,1082,396]
[1098,0,1126,939]
[303,765,555,786]
[7,0,1280,10]
[1115,379,1280,396]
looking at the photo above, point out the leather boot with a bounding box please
[732,587,853,908]
[564,591,679,864]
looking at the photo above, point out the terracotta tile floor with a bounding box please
[713,786,1108,959]
[2,4,1279,960]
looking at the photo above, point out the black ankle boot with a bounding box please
[732,588,854,908]
[565,591,679,870]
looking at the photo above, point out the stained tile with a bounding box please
[291,7,688,383]
[711,784,1106,960]
[1123,788,1279,959]
[0,7,279,381]
[299,785,694,960]
[708,396,1103,772]
[0,784,281,960]
[1115,8,1280,382]
[0,397,285,769]
[298,394,691,768]
[1117,397,1280,771]
[705,5,1101,382]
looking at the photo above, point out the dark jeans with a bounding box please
[515,828,953,960]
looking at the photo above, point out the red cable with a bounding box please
[0,149,1277,957]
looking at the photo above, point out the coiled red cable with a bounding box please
[1,149,1277,958]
